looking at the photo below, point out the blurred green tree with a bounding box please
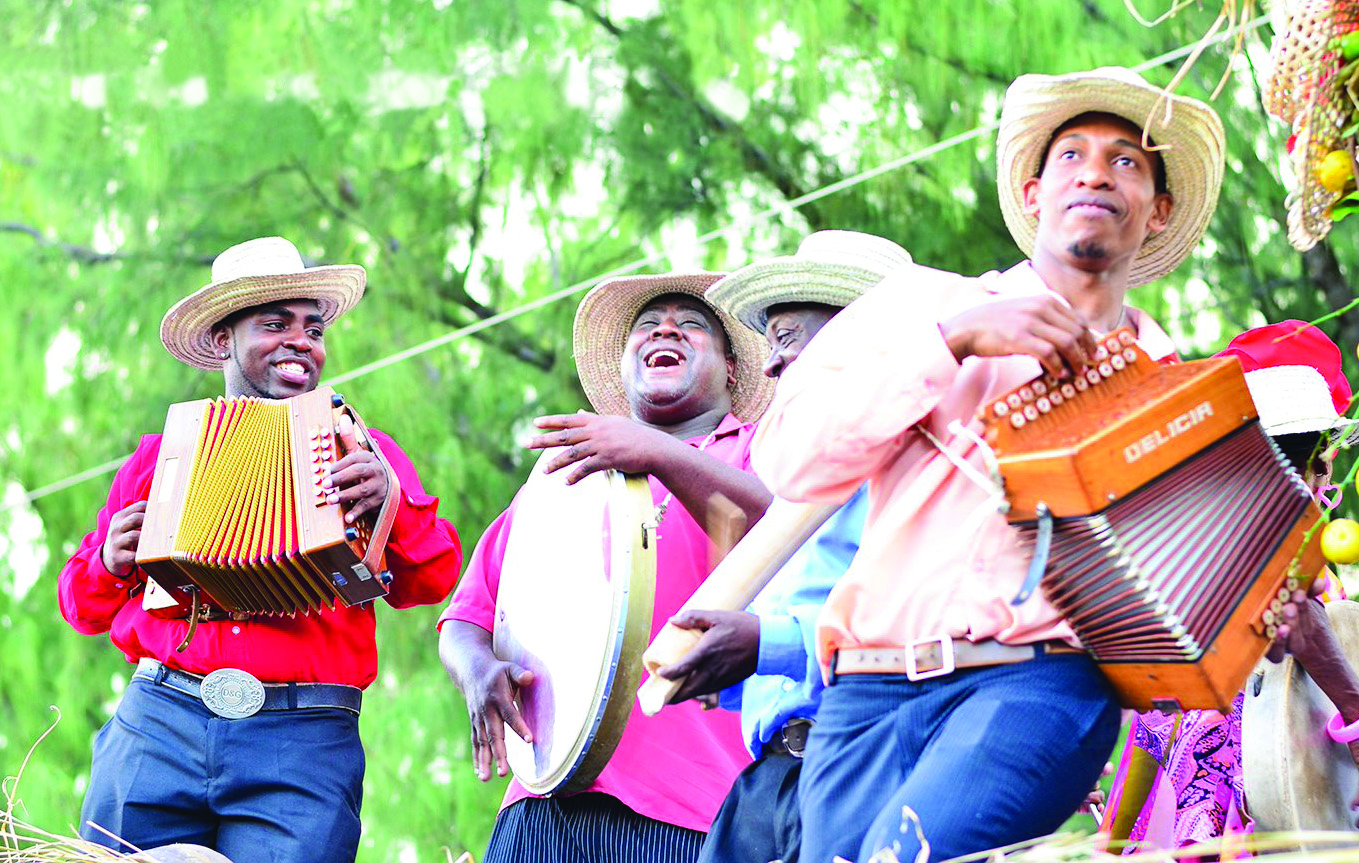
[0,1,1353,859]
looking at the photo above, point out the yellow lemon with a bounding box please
[1322,518,1359,565]
[1319,150,1354,193]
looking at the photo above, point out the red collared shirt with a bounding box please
[438,413,755,832]
[59,428,462,688]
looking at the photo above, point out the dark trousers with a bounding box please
[80,677,364,863]
[798,653,1121,863]
[483,794,706,863]
[698,751,802,863]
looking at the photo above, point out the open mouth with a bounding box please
[644,349,684,369]
[274,360,310,385]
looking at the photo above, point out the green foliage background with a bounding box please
[1,1,1356,860]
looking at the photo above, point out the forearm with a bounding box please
[438,619,498,691]
[58,542,132,634]
[383,496,463,608]
[650,435,772,535]
[1294,602,1359,723]
[752,296,960,501]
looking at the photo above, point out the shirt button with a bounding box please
[232,626,241,635]
[782,681,795,692]
[114,582,124,589]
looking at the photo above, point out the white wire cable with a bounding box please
[4,14,1270,511]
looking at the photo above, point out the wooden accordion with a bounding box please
[136,387,400,616]
[982,328,1325,712]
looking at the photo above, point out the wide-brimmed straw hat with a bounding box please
[997,66,1226,287]
[1215,320,1359,444]
[572,272,777,421]
[161,237,366,369]
[705,231,914,333]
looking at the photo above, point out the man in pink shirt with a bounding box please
[752,68,1226,861]
[437,273,777,861]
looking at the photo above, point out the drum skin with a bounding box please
[493,448,657,794]
[1243,600,1359,835]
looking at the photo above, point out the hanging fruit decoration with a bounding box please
[1264,0,1359,249]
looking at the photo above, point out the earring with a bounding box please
[220,351,228,359]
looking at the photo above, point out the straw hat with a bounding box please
[996,66,1226,287]
[705,231,914,333]
[572,272,777,421]
[1215,320,1359,444]
[161,237,366,369]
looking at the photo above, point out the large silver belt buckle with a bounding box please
[200,668,266,719]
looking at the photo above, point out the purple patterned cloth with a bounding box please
[1108,694,1252,856]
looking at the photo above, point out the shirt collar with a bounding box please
[983,261,1178,362]
[690,412,750,445]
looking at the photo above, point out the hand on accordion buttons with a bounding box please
[326,416,388,524]
[101,500,147,578]
[527,412,670,484]
[939,295,1099,379]
[1264,577,1328,664]
[654,609,760,704]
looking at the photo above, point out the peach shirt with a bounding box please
[751,262,1178,675]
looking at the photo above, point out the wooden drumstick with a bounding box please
[637,496,841,716]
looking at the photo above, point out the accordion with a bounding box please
[982,328,1325,712]
[136,387,400,616]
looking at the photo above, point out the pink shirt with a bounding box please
[751,262,1178,675]
[439,414,754,832]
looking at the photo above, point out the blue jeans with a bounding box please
[798,652,1120,863]
[80,677,364,863]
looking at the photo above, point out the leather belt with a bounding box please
[134,658,363,719]
[762,716,814,759]
[829,637,1082,684]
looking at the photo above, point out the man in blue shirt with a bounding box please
[654,230,912,863]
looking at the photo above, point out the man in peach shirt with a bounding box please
[751,68,1225,861]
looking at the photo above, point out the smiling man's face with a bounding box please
[620,294,735,424]
[213,299,326,399]
[1022,112,1173,275]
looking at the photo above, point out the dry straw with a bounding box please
[2,708,229,862]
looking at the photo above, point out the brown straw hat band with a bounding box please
[572,272,777,422]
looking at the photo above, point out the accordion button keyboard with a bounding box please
[1023,405,1039,421]
[1036,397,1052,413]
[1110,354,1126,371]
[1019,386,1034,402]
[1060,383,1076,399]
[1098,362,1114,378]
[1010,413,1026,429]
[993,401,1010,417]
[1032,380,1048,396]
[1007,394,1023,410]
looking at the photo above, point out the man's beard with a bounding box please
[1068,241,1108,260]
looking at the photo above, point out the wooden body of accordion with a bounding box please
[982,328,1325,712]
[135,387,400,615]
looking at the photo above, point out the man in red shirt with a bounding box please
[59,237,463,863]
